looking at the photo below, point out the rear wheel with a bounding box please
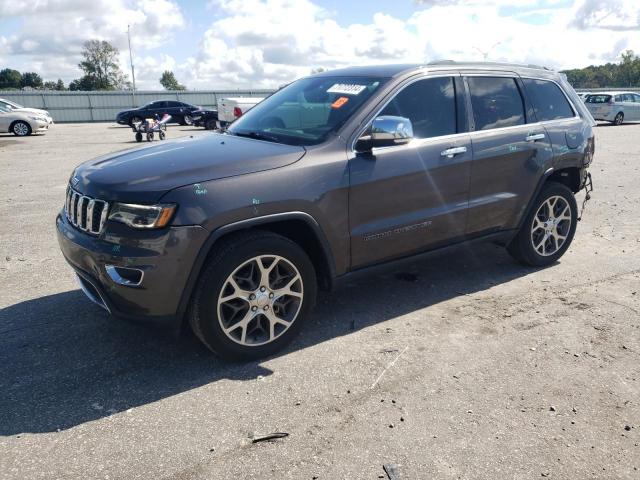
[146,132,154,142]
[135,132,142,142]
[189,231,317,360]
[613,112,624,125]
[159,130,166,140]
[12,121,31,136]
[507,182,578,266]
[205,119,217,130]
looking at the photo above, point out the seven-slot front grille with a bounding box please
[65,187,109,235]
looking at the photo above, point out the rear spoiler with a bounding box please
[559,73,596,127]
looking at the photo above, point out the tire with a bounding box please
[180,115,193,126]
[159,130,166,140]
[507,181,578,267]
[188,231,317,360]
[146,132,154,142]
[205,119,217,130]
[12,121,32,136]
[130,116,143,126]
[612,112,624,125]
[135,132,142,142]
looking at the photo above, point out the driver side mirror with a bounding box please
[355,115,414,153]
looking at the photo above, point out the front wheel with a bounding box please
[135,132,142,142]
[188,231,317,360]
[507,182,578,267]
[12,121,32,136]
[159,130,166,140]
[146,132,154,142]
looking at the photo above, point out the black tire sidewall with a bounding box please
[513,182,578,266]
[193,235,317,360]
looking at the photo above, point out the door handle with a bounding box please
[440,146,467,158]
[525,133,545,142]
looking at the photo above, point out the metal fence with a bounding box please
[0,90,275,123]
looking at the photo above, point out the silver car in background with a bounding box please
[584,91,640,125]
[0,98,54,124]
[0,104,51,136]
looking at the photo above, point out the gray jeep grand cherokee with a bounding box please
[57,62,595,359]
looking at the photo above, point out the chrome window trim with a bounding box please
[350,72,462,153]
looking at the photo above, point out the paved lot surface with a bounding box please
[0,122,639,480]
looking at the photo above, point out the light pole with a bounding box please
[127,25,137,106]
[473,41,502,61]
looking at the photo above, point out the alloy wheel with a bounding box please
[530,195,572,256]
[13,122,29,136]
[217,255,304,346]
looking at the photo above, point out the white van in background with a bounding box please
[216,97,265,128]
[584,92,640,125]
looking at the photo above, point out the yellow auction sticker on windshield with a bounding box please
[327,84,367,95]
[331,96,349,109]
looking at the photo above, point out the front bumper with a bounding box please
[56,212,209,327]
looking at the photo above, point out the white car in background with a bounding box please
[0,104,51,136]
[584,91,640,125]
[0,97,54,124]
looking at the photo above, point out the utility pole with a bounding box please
[127,25,137,106]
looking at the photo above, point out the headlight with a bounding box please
[108,203,176,229]
[28,115,46,122]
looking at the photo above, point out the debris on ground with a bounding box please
[250,432,289,443]
[383,463,401,480]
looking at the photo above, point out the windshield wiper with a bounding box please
[230,130,281,144]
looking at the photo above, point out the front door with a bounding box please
[348,75,472,268]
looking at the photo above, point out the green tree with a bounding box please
[55,78,66,90]
[0,68,22,89]
[159,70,186,90]
[20,72,43,89]
[618,50,640,87]
[71,40,128,90]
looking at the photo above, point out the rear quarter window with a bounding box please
[523,79,575,121]
[467,76,525,131]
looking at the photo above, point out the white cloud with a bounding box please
[1,0,639,89]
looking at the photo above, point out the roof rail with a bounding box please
[426,60,552,71]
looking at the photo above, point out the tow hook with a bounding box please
[578,172,593,221]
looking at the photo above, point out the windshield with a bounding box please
[1,99,23,110]
[227,76,387,146]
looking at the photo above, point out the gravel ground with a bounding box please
[0,122,638,480]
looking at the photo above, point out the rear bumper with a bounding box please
[56,212,209,327]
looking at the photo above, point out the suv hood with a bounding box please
[72,133,306,203]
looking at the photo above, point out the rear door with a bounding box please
[522,77,588,174]
[464,74,553,236]
[348,75,472,268]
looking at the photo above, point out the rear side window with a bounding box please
[467,77,525,131]
[380,77,457,138]
[523,79,575,121]
[586,95,611,104]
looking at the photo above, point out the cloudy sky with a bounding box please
[1,0,639,90]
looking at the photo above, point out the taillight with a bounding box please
[233,107,242,118]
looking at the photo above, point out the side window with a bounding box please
[622,94,634,102]
[379,77,457,139]
[523,78,575,121]
[467,77,525,131]
[633,94,640,103]
[614,95,623,102]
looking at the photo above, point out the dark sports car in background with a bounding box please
[191,109,219,130]
[116,100,201,126]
